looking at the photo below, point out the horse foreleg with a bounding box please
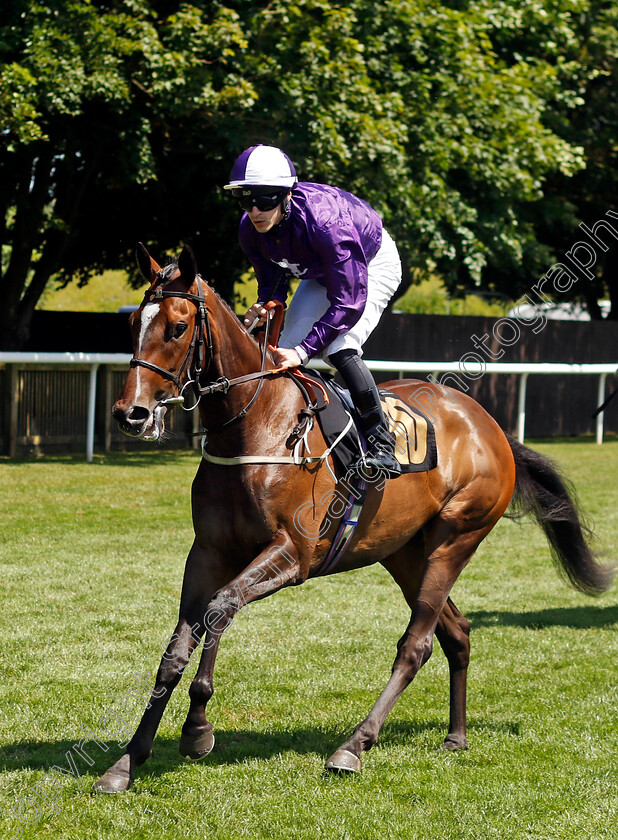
[94,543,233,793]
[93,619,201,793]
[179,532,302,760]
[326,521,489,773]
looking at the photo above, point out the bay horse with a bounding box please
[96,245,614,792]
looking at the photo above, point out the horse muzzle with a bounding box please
[112,402,166,441]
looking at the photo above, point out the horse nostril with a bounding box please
[127,406,151,423]
[112,404,151,430]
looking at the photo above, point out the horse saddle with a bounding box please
[295,369,438,476]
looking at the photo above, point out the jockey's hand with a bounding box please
[271,347,302,369]
[243,302,268,330]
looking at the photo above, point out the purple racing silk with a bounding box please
[238,182,383,359]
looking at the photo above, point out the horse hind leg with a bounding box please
[325,519,488,773]
[384,545,471,750]
[381,542,471,749]
[435,597,470,750]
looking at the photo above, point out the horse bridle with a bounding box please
[130,272,282,430]
[130,273,213,411]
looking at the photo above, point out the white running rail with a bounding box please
[1,353,616,461]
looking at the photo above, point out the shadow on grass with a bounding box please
[0,717,520,779]
[0,450,198,468]
[93,451,200,469]
[468,603,618,630]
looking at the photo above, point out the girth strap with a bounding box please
[315,476,369,575]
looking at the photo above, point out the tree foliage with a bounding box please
[477,0,618,318]
[1,0,616,348]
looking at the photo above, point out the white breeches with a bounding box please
[279,228,402,359]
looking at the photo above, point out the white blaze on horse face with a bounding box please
[135,302,160,402]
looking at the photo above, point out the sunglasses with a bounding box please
[232,188,286,213]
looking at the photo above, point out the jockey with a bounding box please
[225,144,402,478]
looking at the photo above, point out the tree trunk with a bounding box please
[0,147,99,350]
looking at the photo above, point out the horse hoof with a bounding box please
[179,729,215,760]
[442,735,468,751]
[325,749,362,773]
[93,755,133,793]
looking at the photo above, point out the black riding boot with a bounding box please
[329,349,401,479]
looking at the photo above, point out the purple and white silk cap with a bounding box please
[224,145,297,190]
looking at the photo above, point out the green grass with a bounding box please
[36,270,143,313]
[1,442,617,839]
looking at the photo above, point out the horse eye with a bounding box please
[173,322,188,339]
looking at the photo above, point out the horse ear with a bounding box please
[135,242,162,283]
[178,245,199,289]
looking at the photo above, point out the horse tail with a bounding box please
[505,433,615,596]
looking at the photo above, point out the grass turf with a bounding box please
[1,441,617,839]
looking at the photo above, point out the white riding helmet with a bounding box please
[224,145,298,190]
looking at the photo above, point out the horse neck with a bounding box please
[197,287,271,436]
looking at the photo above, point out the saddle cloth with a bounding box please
[298,370,438,476]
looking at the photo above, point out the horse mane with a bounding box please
[158,261,264,355]
[206,278,263,352]
[159,261,180,282]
